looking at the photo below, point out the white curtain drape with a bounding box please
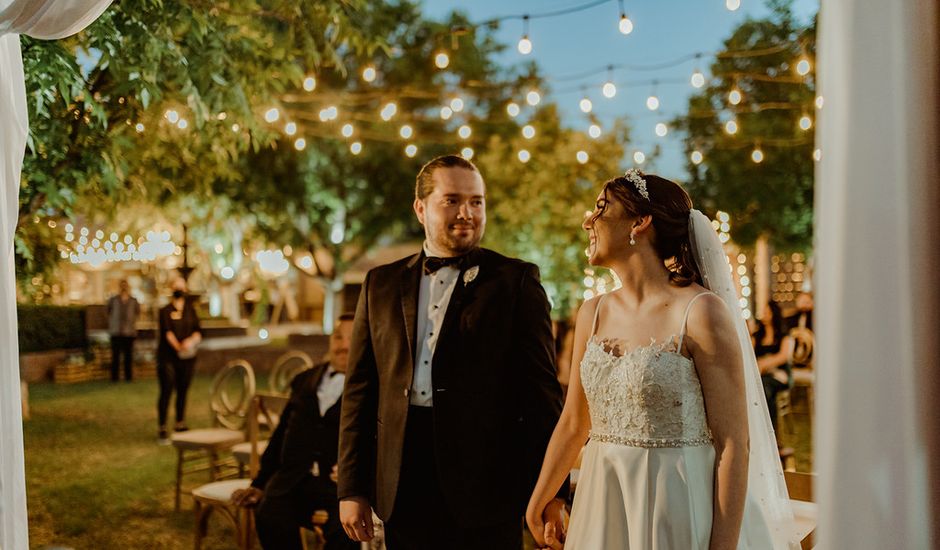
[816,1,939,548]
[0,1,112,548]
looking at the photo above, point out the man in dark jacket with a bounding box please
[232,314,358,550]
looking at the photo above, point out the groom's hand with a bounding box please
[340,496,374,542]
[527,498,567,549]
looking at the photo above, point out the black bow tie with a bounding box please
[423,255,465,275]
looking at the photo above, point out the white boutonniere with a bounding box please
[463,265,479,286]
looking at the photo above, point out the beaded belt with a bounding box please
[589,431,712,448]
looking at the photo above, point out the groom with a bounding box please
[338,155,567,549]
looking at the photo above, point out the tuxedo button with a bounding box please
[403,388,410,397]
[435,388,446,393]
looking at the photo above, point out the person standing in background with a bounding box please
[107,279,140,382]
[156,278,202,443]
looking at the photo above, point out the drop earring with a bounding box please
[629,233,636,246]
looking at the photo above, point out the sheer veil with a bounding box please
[688,209,799,549]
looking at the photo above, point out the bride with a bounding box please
[525,170,797,549]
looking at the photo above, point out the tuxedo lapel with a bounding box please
[434,248,484,362]
[306,363,328,417]
[399,253,423,373]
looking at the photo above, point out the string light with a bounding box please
[633,151,646,164]
[461,147,474,159]
[588,124,602,138]
[799,115,812,131]
[580,97,593,113]
[506,102,521,117]
[341,123,354,137]
[380,102,397,121]
[726,0,741,11]
[815,95,824,109]
[135,123,145,133]
[177,119,188,130]
[728,87,742,105]
[440,106,454,120]
[285,122,297,136]
[434,51,450,69]
[751,146,764,163]
[813,148,822,161]
[399,124,414,139]
[294,138,306,150]
[796,57,811,76]
[576,150,589,164]
[655,122,668,137]
[350,141,362,155]
[458,125,472,139]
[691,69,705,88]
[231,124,240,132]
[602,81,617,98]
[166,110,180,123]
[303,76,316,91]
[362,66,377,83]
[450,97,465,112]
[526,90,541,106]
[405,144,418,157]
[518,149,531,163]
[725,119,739,134]
[522,124,536,139]
[691,150,704,165]
[517,16,532,55]
[264,108,280,123]
[617,0,633,34]
[217,112,227,121]
[646,94,660,110]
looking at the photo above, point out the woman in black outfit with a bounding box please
[156,278,202,441]
[753,300,794,434]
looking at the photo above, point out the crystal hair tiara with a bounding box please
[624,168,649,201]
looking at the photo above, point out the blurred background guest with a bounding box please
[107,279,140,382]
[753,301,794,437]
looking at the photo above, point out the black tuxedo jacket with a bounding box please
[253,363,342,497]
[338,247,566,527]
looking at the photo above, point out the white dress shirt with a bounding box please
[316,366,346,417]
[411,243,461,407]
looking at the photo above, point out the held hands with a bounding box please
[340,496,375,542]
[230,486,263,508]
[526,498,568,550]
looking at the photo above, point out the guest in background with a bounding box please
[786,291,814,332]
[156,278,202,443]
[753,300,794,434]
[231,314,358,550]
[107,279,140,382]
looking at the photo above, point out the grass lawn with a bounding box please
[23,375,814,549]
[25,375,249,549]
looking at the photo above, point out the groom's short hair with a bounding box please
[415,154,479,200]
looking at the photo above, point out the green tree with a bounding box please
[674,1,816,250]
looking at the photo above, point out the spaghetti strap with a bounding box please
[589,295,605,337]
[676,292,712,351]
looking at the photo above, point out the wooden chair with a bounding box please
[785,470,817,550]
[232,391,289,477]
[269,351,314,395]
[172,360,255,511]
[776,389,796,435]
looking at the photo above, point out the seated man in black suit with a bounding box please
[232,314,358,550]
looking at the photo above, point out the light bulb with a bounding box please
[728,89,742,105]
[518,35,532,55]
[813,148,822,161]
[303,76,317,91]
[399,125,413,139]
[458,125,472,139]
[691,150,704,165]
[264,108,279,123]
[450,97,465,112]
[633,151,646,164]
[579,98,593,113]
[588,124,602,138]
[341,124,354,138]
[177,119,188,129]
[461,147,474,160]
[815,95,824,109]
[135,123,145,133]
[518,149,531,163]
[350,141,362,155]
[294,138,306,151]
[522,125,536,139]
[576,151,589,164]
[440,107,453,120]
[362,66,377,82]
[285,122,297,136]
[796,58,811,76]
[380,102,397,121]
[646,95,660,110]
[435,52,450,69]
[506,102,521,117]
[751,148,764,163]
[726,0,741,11]
[691,70,705,88]
[166,110,179,123]
[655,122,668,137]
[799,115,812,131]
[526,90,541,106]
[619,15,634,35]
[725,120,738,134]
[602,81,617,98]
[405,144,418,158]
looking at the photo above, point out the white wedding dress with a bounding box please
[564,293,777,549]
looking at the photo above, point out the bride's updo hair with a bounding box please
[601,172,702,287]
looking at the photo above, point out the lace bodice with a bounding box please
[581,294,714,449]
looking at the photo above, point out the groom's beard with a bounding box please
[430,221,484,255]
